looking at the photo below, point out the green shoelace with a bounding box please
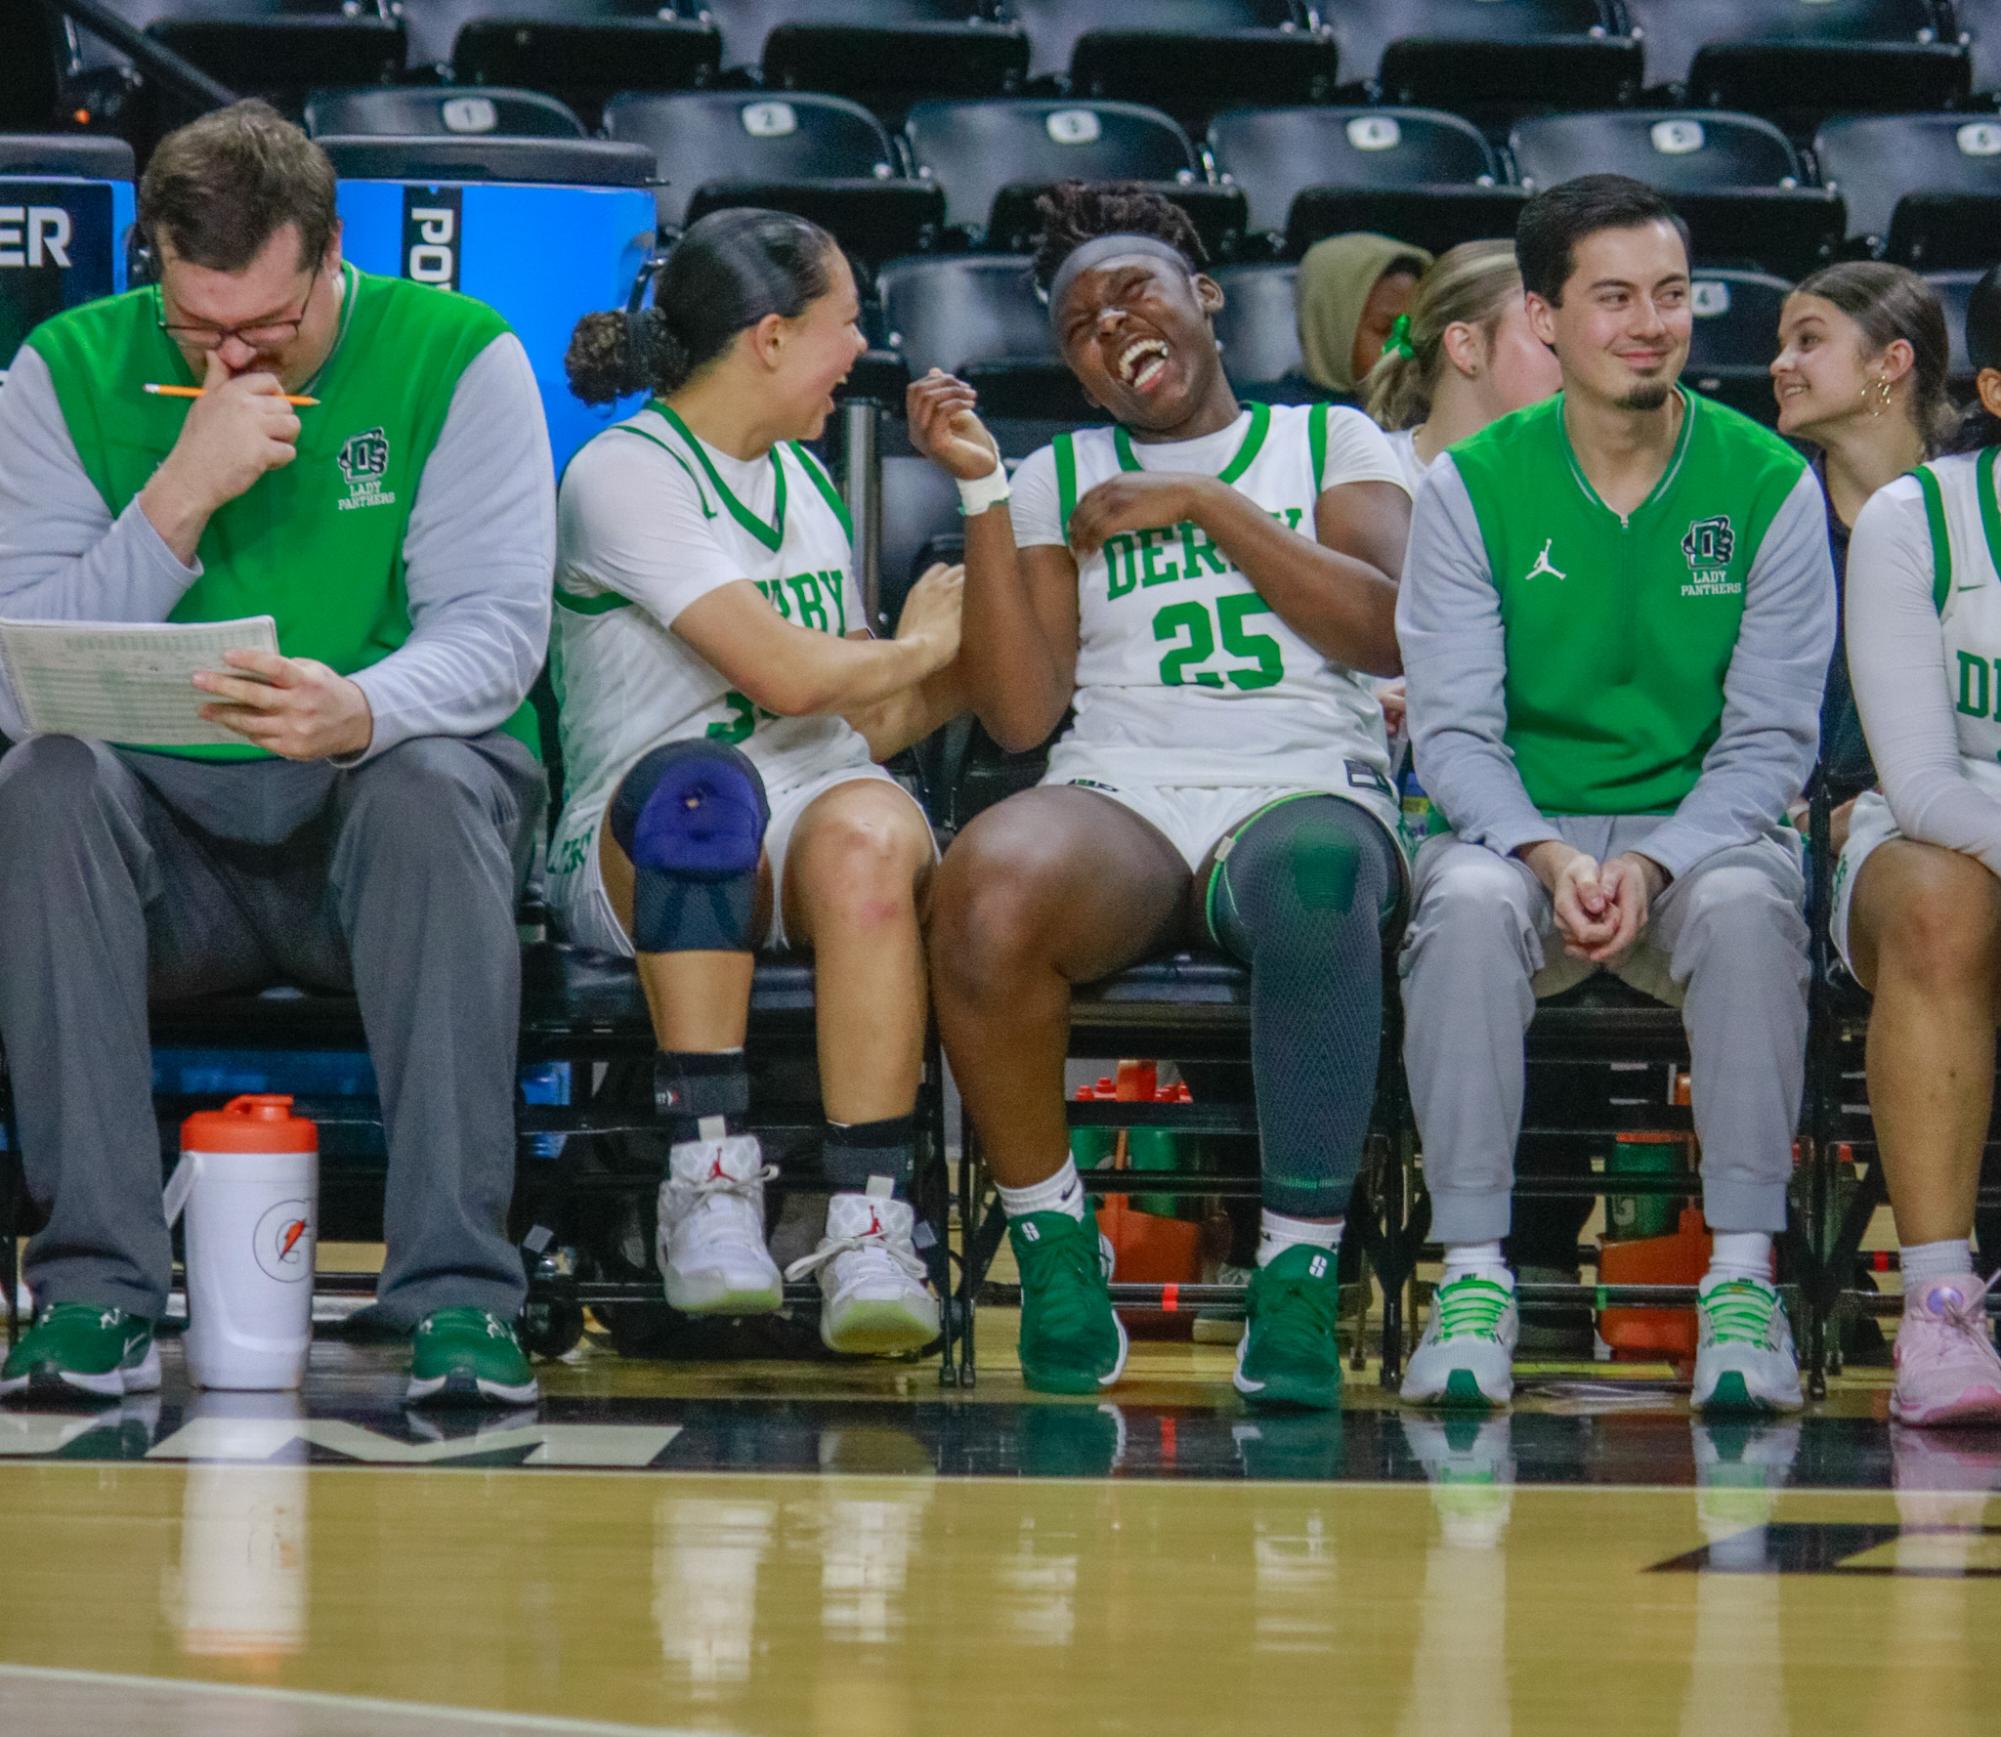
[1700,1280,1779,1347]
[1435,1276,1512,1342]
[1019,1229,1108,1334]
[1249,1269,1342,1360]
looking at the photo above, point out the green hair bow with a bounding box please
[1381,312,1416,361]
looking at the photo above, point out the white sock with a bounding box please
[1442,1241,1511,1284]
[1705,1230,1774,1286]
[1256,1210,1342,1267]
[999,1158,1087,1223]
[1903,1238,1976,1290]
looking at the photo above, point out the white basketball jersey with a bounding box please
[1916,446,2001,796]
[549,403,872,867]
[1039,400,1406,826]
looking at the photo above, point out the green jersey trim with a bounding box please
[1055,431,1079,537]
[1113,400,1270,486]
[612,421,714,517]
[1980,445,2001,588]
[651,400,787,552]
[1554,386,1699,521]
[1308,400,1330,493]
[1915,463,1953,614]
[553,583,632,615]
[789,441,854,543]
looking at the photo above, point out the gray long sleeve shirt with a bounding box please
[1398,448,1835,881]
[0,333,555,760]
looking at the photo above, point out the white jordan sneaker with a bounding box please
[1691,1274,1805,1415]
[657,1135,783,1315]
[785,1192,940,1355]
[1400,1270,1519,1409]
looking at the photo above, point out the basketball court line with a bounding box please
[0,1663,739,1737]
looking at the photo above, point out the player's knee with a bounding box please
[610,741,770,953]
[793,803,925,932]
[1215,825,1381,977]
[929,831,1066,993]
[1879,863,2001,990]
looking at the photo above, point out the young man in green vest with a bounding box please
[0,101,555,1406]
[1396,176,1836,1415]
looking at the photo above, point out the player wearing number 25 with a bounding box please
[1395,176,1836,1417]
[0,101,555,1407]
[910,182,1413,1410]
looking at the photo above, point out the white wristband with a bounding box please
[956,461,1011,517]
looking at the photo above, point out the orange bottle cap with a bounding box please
[181,1094,318,1154]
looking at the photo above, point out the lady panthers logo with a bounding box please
[1682,515,1735,568]
[337,427,397,511]
[1681,515,1740,596]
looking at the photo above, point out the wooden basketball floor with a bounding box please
[1,1317,1996,1737]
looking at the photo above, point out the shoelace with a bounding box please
[669,1163,779,1249]
[1248,1271,1341,1360]
[33,1301,129,1335]
[1902,1272,1999,1372]
[420,1308,516,1343]
[1018,1227,1109,1334]
[784,1227,928,1286]
[1434,1276,1511,1343]
[1700,1279,1782,1348]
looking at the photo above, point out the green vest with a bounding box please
[28,264,538,759]
[1447,388,1806,816]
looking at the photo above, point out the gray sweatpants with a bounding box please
[0,730,544,1326]
[1398,818,1809,1244]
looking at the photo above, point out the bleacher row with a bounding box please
[46,0,2001,135]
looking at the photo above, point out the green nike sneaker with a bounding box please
[1233,1244,1345,1411]
[406,1308,540,1408]
[1009,1211,1127,1395]
[0,1302,160,1403]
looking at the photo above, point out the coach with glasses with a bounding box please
[0,100,554,1408]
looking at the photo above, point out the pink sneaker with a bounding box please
[1890,1274,2001,1428]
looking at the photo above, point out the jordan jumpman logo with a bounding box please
[1525,538,1567,582]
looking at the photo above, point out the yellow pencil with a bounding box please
[144,383,319,407]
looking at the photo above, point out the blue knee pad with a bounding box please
[609,741,769,953]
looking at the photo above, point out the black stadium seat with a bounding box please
[59,0,405,113]
[876,253,1092,422]
[880,453,966,609]
[1208,104,1520,258]
[901,99,1244,257]
[303,86,586,139]
[1340,0,1641,124]
[1816,113,2001,269]
[606,91,943,261]
[1927,269,1987,386]
[1683,268,1790,424]
[702,0,1029,115]
[1958,0,2001,99]
[1628,0,1969,135]
[1001,0,1338,133]
[1211,261,1326,402]
[1510,111,1843,277]
[418,0,721,123]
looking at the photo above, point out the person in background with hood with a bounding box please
[1297,232,1435,398]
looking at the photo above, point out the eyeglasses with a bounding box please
[158,266,319,352]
